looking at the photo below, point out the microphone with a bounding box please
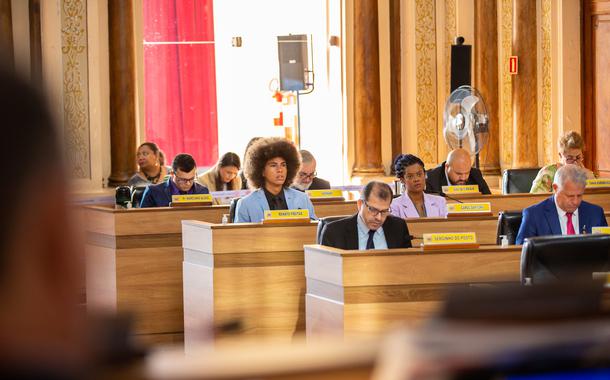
[424,189,464,203]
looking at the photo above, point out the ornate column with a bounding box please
[511,0,538,168]
[107,0,137,186]
[352,0,384,176]
[389,0,402,162]
[474,0,500,174]
[0,0,13,65]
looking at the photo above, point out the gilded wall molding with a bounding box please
[499,0,513,169]
[540,0,552,165]
[444,0,456,94]
[62,0,91,179]
[415,0,438,166]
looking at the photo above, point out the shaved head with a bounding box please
[445,149,473,185]
[446,148,471,167]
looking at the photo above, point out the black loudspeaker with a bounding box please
[450,36,471,92]
[277,34,308,91]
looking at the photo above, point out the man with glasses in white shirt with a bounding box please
[320,181,412,250]
[292,150,331,191]
[140,153,209,207]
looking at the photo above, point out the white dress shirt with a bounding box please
[356,214,388,250]
[554,196,580,235]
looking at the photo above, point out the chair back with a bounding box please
[496,210,523,245]
[115,186,132,207]
[317,215,350,244]
[229,197,240,223]
[520,234,610,285]
[130,186,147,208]
[502,168,540,194]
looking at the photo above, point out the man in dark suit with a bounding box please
[516,165,607,244]
[320,181,412,250]
[425,148,491,194]
[292,149,331,191]
[140,153,209,207]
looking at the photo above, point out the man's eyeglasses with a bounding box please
[564,155,583,163]
[298,171,317,180]
[174,175,196,185]
[363,201,391,217]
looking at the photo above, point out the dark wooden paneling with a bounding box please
[583,0,610,177]
[475,0,500,174]
[353,0,384,176]
[29,0,42,84]
[511,0,538,168]
[0,0,13,65]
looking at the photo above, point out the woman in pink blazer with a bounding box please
[390,154,447,218]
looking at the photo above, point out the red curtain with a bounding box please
[143,0,218,167]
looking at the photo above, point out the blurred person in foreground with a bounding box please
[0,66,88,377]
[516,165,607,244]
[320,181,412,250]
[291,150,331,191]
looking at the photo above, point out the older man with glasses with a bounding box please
[291,150,331,191]
[140,153,209,207]
[320,181,412,250]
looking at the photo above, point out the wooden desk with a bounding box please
[85,205,228,345]
[182,220,318,351]
[449,189,610,214]
[407,215,499,245]
[304,244,522,338]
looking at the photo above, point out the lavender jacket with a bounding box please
[390,192,447,218]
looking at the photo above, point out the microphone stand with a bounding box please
[424,190,464,204]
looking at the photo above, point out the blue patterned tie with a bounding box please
[366,230,376,250]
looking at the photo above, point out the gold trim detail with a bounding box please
[540,0,552,165]
[445,0,456,94]
[62,0,91,178]
[415,0,437,165]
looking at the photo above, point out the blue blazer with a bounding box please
[139,181,209,208]
[234,187,317,223]
[516,196,607,244]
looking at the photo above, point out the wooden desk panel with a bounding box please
[304,244,522,338]
[182,221,319,351]
[449,189,610,215]
[406,216,498,245]
[85,205,229,345]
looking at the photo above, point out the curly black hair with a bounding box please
[394,154,426,179]
[244,137,301,189]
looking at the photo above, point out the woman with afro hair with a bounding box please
[390,154,447,218]
[234,137,316,223]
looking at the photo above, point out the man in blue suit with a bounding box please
[516,165,607,244]
[140,153,209,208]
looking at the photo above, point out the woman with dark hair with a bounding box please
[234,137,316,223]
[390,154,447,218]
[128,142,169,186]
[198,152,242,191]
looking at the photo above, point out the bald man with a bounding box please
[425,149,491,195]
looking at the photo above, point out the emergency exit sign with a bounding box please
[509,56,518,75]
